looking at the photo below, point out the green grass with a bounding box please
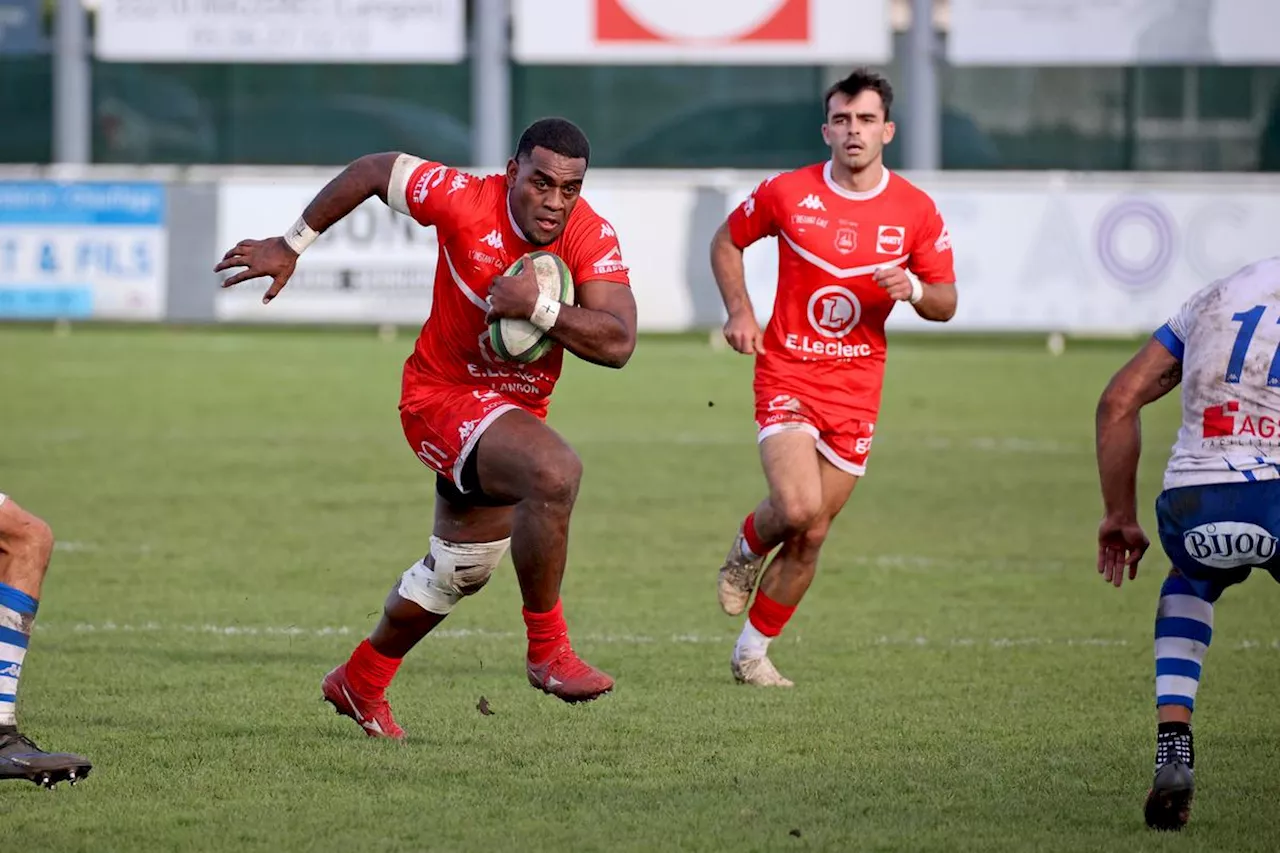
[0,324,1277,852]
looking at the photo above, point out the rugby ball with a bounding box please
[489,251,574,363]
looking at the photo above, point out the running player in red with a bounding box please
[215,119,635,737]
[711,69,958,686]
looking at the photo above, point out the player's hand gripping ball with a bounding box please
[487,251,575,363]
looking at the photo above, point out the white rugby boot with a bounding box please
[731,651,795,687]
[717,527,766,616]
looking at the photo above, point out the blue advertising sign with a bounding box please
[0,182,168,319]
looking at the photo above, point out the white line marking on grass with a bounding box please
[32,623,1280,650]
[54,541,153,554]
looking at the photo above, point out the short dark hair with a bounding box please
[515,117,591,165]
[824,68,894,121]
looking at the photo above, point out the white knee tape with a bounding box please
[396,536,511,615]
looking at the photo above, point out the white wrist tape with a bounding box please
[530,293,562,332]
[909,277,924,305]
[283,216,319,255]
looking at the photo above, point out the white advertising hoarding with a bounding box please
[949,0,1280,66]
[215,174,698,331]
[96,0,466,63]
[217,170,1280,334]
[216,181,438,324]
[514,0,890,64]
[727,173,1280,334]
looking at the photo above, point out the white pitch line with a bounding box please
[29,623,1280,650]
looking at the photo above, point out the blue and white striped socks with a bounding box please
[1154,573,1214,712]
[0,582,38,729]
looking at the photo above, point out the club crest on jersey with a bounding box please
[876,225,906,254]
[807,285,862,338]
[834,226,857,255]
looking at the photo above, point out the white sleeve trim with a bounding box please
[387,154,428,216]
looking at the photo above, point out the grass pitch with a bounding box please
[0,325,1277,852]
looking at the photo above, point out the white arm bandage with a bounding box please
[387,153,428,216]
[909,277,924,305]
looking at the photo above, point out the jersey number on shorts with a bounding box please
[1226,305,1280,387]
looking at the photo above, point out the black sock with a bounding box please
[1155,722,1194,769]
[0,724,17,736]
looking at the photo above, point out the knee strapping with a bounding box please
[397,536,511,615]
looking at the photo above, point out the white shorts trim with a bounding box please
[757,422,819,444]
[452,404,519,493]
[816,439,866,477]
[0,493,6,508]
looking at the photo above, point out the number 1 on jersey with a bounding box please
[1225,304,1280,387]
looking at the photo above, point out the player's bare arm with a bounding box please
[488,261,637,369]
[710,221,764,354]
[214,151,402,303]
[872,267,956,321]
[1094,338,1182,586]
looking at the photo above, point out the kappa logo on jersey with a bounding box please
[600,223,615,239]
[807,285,862,339]
[412,165,448,204]
[1183,521,1278,569]
[797,194,826,212]
[834,225,857,255]
[876,225,906,254]
[448,173,470,195]
[480,230,504,250]
[743,194,757,217]
[592,247,626,275]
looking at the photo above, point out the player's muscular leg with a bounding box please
[757,458,858,607]
[0,499,55,601]
[750,431,826,546]
[471,409,582,611]
[369,499,514,659]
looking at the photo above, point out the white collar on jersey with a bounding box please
[505,194,531,244]
[823,160,891,201]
